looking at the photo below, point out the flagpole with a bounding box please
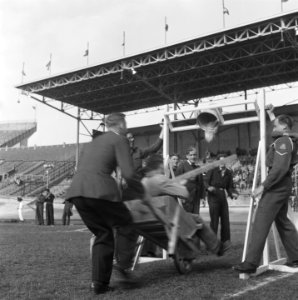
[32,106,37,122]
[86,42,89,66]
[281,0,288,12]
[122,31,126,57]
[49,53,52,75]
[21,62,25,83]
[165,17,168,45]
[222,0,226,28]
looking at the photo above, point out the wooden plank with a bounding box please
[175,154,238,181]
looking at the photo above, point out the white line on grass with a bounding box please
[222,273,293,299]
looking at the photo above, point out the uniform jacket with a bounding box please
[204,167,235,198]
[263,135,297,192]
[45,193,55,204]
[66,131,143,202]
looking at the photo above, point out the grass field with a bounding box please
[1,220,298,300]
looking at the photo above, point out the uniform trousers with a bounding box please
[36,202,44,225]
[72,197,137,285]
[62,202,73,225]
[246,176,298,265]
[207,189,230,243]
[45,203,54,225]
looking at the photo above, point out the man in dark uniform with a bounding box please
[176,146,205,214]
[204,156,238,250]
[65,113,144,295]
[36,190,47,225]
[234,114,298,273]
[62,199,73,225]
[45,189,55,226]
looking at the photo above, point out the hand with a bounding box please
[179,179,187,186]
[252,185,264,198]
[231,193,238,200]
[207,186,216,192]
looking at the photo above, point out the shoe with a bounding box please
[233,261,257,273]
[90,282,114,295]
[285,260,298,268]
[217,241,232,256]
[113,265,140,289]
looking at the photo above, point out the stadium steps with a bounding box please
[26,161,75,197]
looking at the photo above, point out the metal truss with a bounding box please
[16,11,298,116]
[18,12,298,92]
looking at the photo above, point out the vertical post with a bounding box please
[242,141,261,261]
[122,31,126,57]
[49,53,52,75]
[163,105,170,161]
[222,0,226,28]
[164,16,168,45]
[163,105,170,260]
[260,89,269,265]
[173,102,178,153]
[86,42,89,66]
[75,108,80,171]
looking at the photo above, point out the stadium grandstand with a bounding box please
[0,121,78,198]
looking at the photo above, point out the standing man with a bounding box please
[65,113,144,295]
[204,155,238,250]
[176,146,205,214]
[62,199,73,226]
[17,197,24,222]
[45,189,55,226]
[234,115,298,273]
[35,190,47,225]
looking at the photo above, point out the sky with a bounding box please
[1,0,298,146]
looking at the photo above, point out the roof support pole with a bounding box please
[163,105,170,161]
[260,89,269,265]
[75,108,80,171]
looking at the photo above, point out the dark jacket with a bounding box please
[175,160,205,213]
[204,167,235,198]
[176,160,205,199]
[45,193,55,204]
[130,138,163,175]
[66,131,144,202]
[263,135,297,192]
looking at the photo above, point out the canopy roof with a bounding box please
[16,11,298,116]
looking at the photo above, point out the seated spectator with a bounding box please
[141,154,230,256]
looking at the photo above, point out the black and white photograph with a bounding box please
[1,0,298,299]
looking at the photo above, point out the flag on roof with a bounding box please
[83,49,89,57]
[122,31,126,47]
[223,7,229,15]
[165,16,169,32]
[46,60,51,70]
